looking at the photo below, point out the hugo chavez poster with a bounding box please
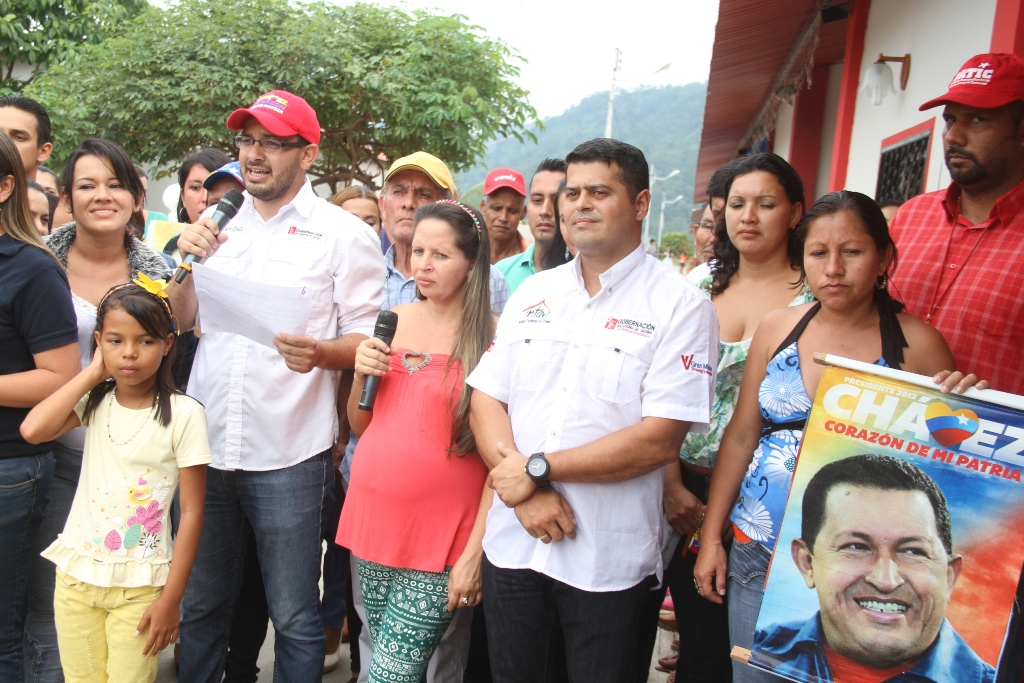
[747,356,1024,683]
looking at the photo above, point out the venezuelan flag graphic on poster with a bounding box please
[746,356,1024,683]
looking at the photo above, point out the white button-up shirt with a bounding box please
[189,180,385,471]
[467,246,719,591]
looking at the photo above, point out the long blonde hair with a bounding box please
[329,184,378,207]
[0,132,56,261]
[413,201,493,455]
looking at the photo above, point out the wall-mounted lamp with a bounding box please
[861,53,911,106]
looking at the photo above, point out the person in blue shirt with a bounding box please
[752,454,995,683]
[495,158,567,294]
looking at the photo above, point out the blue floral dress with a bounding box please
[730,303,893,551]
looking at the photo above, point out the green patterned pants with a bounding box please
[355,557,454,683]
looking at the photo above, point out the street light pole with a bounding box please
[644,167,680,243]
[604,55,669,139]
[604,48,621,138]
[658,194,686,247]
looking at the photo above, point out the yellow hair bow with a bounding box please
[132,272,170,300]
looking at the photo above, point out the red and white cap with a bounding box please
[227,90,321,144]
[920,53,1024,111]
[484,167,526,196]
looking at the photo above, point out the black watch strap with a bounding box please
[526,452,551,488]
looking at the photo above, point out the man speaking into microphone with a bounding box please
[168,90,385,683]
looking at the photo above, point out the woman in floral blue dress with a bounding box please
[693,190,987,683]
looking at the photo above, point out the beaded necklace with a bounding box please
[106,390,157,446]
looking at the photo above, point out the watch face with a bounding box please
[528,457,547,477]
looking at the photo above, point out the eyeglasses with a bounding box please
[234,135,306,152]
[694,220,715,233]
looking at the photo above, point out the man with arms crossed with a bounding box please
[170,90,385,683]
[468,138,718,681]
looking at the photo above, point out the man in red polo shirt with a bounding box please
[889,53,1024,395]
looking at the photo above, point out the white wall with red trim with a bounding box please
[843,0,997,198]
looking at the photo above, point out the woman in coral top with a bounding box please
[337,200,495,682]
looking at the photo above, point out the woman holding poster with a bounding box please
[693,190,986,683]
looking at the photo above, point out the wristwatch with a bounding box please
[526,452,551,489]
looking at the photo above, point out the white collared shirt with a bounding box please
[467,246,719,591]
[189,180,385,471]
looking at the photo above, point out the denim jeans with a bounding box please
[0,451,54,681]
[25,442,81,683]
[222,527,269,683]
[482,556,655,683]
[179,451,333,683]
[726,538,775,683]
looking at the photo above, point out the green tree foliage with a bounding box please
[660,231,693,258]
[456,83,705,227]
[27,0,539,191]
[0,0,146,91]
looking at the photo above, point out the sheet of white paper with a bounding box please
[192,264,313,348]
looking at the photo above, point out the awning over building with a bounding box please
[694,0,848,200]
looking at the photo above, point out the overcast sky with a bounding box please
[336,0,720,119]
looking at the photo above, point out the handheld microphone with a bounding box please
[358,310,399,411]
[174,189,245,283]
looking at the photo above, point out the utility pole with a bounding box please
[604,48,621,139]
[644,167,680,243]
[658,194,686,247]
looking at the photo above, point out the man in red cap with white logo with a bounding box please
[890,53,1024,396]
[170,90,385,683]
[481,167,528,264]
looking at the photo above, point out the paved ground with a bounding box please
[155,620,676,682]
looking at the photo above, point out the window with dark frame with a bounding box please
[875,129,931,203]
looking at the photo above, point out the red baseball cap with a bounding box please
[484,167,526,197]
[920,53,1024,111]
[227,90,321,145]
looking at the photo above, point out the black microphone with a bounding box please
[174,189,245,283]
[358,310,399,411]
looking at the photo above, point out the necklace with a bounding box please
[106,390,157,446]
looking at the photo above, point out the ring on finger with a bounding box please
[459,596,469,605]
[540,533,551,541]
[693,577,702,594]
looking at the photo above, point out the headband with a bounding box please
[98,273,181,336]
[437,199,482,239]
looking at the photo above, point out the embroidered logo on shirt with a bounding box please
[681,354,713,376]
[286,226,324,240]
[605,317,656,338]
[520,300,552,323]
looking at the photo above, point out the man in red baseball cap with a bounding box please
[889,53,1024,396]
[480,167,528,264]
[219,90,322,212]
[171,90,386,683]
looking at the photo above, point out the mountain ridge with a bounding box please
[456,82,707,236]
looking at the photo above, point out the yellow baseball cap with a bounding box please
[384,152,456,194]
